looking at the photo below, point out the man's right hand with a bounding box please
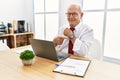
[53,36,67,46]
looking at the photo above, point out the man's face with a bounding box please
[66,6,83,27]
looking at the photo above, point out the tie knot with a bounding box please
[70,27,75,32]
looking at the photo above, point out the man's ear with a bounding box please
[81,13,84,18]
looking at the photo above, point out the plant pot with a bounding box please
[22,59,34,66]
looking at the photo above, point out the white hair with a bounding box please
[68,3,84,13]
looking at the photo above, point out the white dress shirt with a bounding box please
[55,22,94,56]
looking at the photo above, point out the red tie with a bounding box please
[68,27,75,54]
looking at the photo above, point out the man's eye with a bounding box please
[66,13,78,17]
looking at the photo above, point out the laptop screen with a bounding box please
[29,38,69,61]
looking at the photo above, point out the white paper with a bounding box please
[53,58,90,77]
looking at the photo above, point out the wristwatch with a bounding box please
[68,33,74,39]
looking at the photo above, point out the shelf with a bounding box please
[0,32,34,48]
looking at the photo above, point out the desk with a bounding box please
[0,46,120,80]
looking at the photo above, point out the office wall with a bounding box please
[59,0,82,27]
[0,0,34,31]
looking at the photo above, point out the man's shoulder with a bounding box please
[80,22,89,27]
[81,23,92,30]
[77,23,93,33]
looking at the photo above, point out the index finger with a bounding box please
[60,36,68,39]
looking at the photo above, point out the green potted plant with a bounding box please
[20,50,35,66]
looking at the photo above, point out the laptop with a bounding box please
[29,38,69,61]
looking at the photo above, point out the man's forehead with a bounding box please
[67,6,80,12]
[67,9,79,13]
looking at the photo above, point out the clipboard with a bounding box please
[53,58,91,77]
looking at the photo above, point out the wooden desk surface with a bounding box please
[0,46,120,80]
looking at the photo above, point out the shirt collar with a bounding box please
[73,22,83,31]
[67,22,83,30]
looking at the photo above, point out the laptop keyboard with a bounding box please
[57,52,69,59]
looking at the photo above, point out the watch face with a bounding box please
[69,34,74,39]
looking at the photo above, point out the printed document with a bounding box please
[53,58,91,77]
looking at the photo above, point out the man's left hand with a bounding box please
[63,28,73,37]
